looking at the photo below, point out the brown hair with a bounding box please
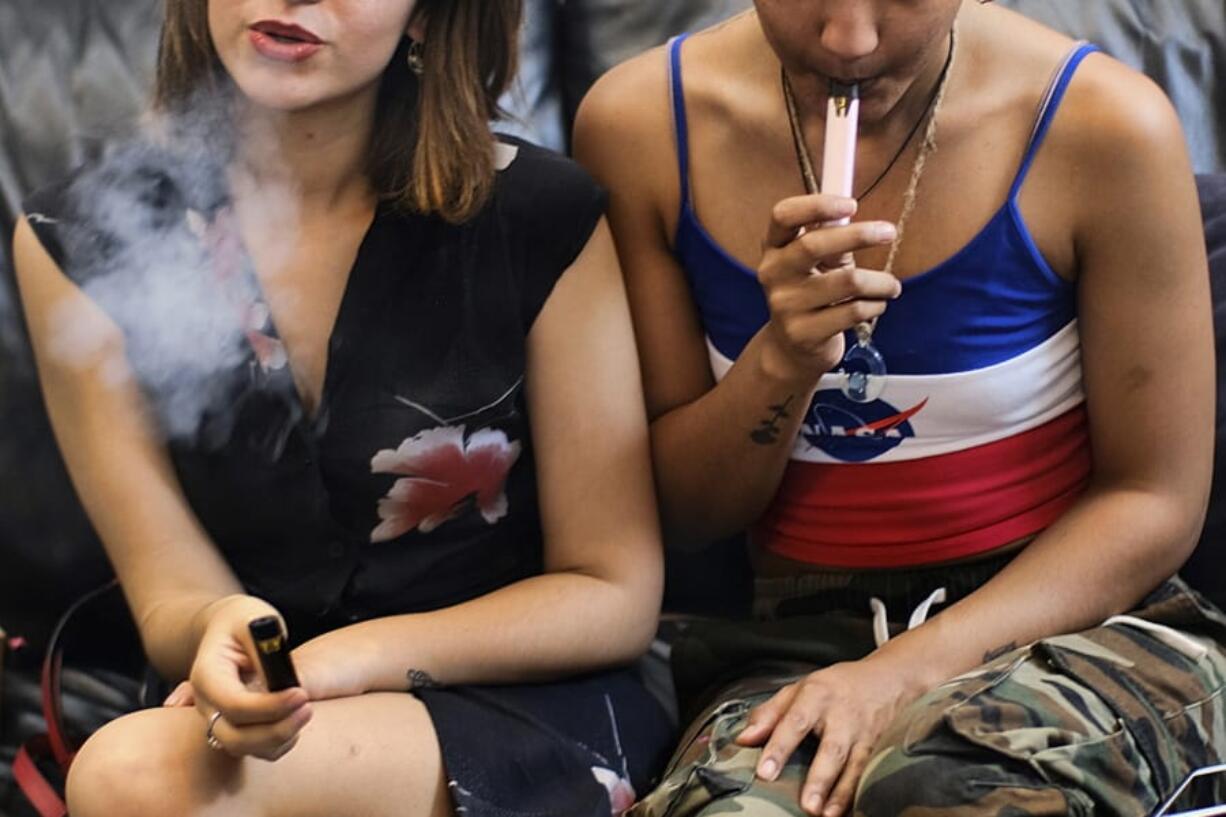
[153,0,522,223]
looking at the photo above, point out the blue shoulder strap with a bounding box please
[668,35,693,210]
[1010,42,1100,198]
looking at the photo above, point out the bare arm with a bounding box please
[295,220,667,693]
[871,61,1214,684]
[573,54,899,549]
[13,217,266,681]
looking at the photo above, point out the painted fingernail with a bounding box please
[758,757,778,780]
[873,223,898,242]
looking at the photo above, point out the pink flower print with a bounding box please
[369,426,521,542]
[591,767,636,816]
[246,328,287,371]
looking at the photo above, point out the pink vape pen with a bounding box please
[821,81,860,226]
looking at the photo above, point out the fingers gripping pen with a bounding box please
[821,81,887,403]
[248,616,300,691]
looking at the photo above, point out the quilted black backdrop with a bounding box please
[0,0,162,649]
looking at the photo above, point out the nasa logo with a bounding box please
[801,390,928,463]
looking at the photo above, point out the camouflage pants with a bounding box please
[630,578,1226,816]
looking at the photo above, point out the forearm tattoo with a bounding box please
[750,395,796,446]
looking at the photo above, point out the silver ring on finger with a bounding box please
[205,710,225,751]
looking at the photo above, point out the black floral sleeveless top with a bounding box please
[25,136,606,642]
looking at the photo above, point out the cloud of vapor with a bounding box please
[41,91,302,445]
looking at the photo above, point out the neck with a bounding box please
[231,88,379,215]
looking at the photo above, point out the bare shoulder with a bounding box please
[1016,31,1201,276]
[1033,45,1188,231]
[575,9,754,145]
[12,212,65,295]
[573,11,757,188]
[572,41,672,175]
[12,212,42,267]
[1061,55,1197,263]
[1063,54,1184,169]
[973,2,1182,168]
[571,44,679,241]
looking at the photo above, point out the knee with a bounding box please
[66,709,210,817]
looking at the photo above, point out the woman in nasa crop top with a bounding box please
[577,0,1226,814]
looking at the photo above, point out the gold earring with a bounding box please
[407,40,425,75]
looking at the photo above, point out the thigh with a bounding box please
[68,692,450,817]
[855,580,1226,817]
[252,693,451,817]
[628,671,815,817]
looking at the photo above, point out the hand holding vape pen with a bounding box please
[821,81,860,227]
[248,615,300,692]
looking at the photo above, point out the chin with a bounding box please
[853,81,909,125]
[232,77,329,113]
[856,97,896,126]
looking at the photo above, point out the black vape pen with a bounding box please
[248,616,300,691]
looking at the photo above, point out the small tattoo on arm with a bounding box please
[406,669,438,691]
[983,642,1018,663]
[750,395,796,446]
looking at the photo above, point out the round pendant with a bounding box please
[841,341,887,403]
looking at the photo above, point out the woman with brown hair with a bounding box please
[12,1,673,815]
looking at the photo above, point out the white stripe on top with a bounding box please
[708,320,1085,464]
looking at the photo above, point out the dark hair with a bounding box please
[153,0,522,223]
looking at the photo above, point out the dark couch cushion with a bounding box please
[1190,173,1226,609]
[0,0,162,648]
[999,0,1225,174]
